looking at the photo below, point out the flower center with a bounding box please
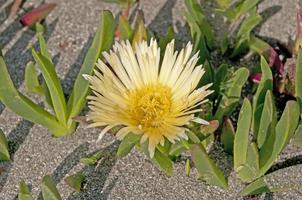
[128,84,172,130]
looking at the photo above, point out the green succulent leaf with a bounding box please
[199,60,214,89]
[65,173,85,192]
[259,101,300,176]
[236,142,259,182]
[18,180,34,200]
[214,67,249,122]
[24,62,43,95]
[185,159,191,176]
[117,133,141,157]
[240,177,269,196]
[0,129,10,161]
[185,0,214,48]
[100,0,136,6]
[37,33,56,108]
[169,140,187,156]
[253,57,273,137]
[257,91,276,148]
[185,0,214,63]
[212,64,228,100]
[132,10,148,46]
[38,33,52,61]
[0,54,65,136]
[296,48,302,116]
[231,10,262,57]
[224,0,261,22]
[32,49,67,125]
[157,140,172,155]
[187,130,201,143]
[158,26,174,58]
[41,175,62,200]
[117,15,134,41]
[153,148,173,177]
[190,144,228,189]
[215,0,232,10]
[80,151,103,166]
[67,10,115,124]
[234,98,252,171]
[221,117,235,154]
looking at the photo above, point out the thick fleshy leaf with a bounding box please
[169,140,187,156]
[185,0,214,49]
[117,133,141,157]
[18,180,34,200]
[214,68,249,122]
[101,0,136,6]
[187,130,201,143]
[199,60,214,89]
[152,148,173,176]
[212,64,228,100]
[157,140,172,155]
[158,26,174,57]
[132,10,148,46]
[36,33,54,108]
[215,0,231,10]
[67,11,115,124]
[117,15,133,41]
[190,144,228,189]
[224,0,260,22]
[0,129,10,161]
[65,173,85,192]
[231,10,262,57]
[0,53,65,136]
[80,151,103,166]
[252,57,273,137]
[20,3,56,27]
[24,62,43,95]
[234,98,252,171]
[32,49,67,124]
[236,142,259,182]
[295,9,302,52]
[185,159,191,176]
[296,48,302,115]
[259,101,300,176]
[221,117,235,154]
[41,175,62,200]
[200,120,219,134]
[257,91,276,148]
[240,177,269,196]
[185,0,214,63]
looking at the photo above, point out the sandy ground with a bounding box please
[0,0,302,199]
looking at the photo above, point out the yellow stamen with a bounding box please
[127,83,172,131]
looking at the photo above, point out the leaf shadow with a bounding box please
[61,35,93,100]
[268,154,302,174]
[36,142,90,200]
[0,0,11,24]
[207,142,233,180]
[254,5,283,34]
[0,119,34,192]
[147,0,175,37]
[66,141,119,200]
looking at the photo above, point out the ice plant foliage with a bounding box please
[84,39,212,157]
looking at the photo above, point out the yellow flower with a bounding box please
[84,39,212,158]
